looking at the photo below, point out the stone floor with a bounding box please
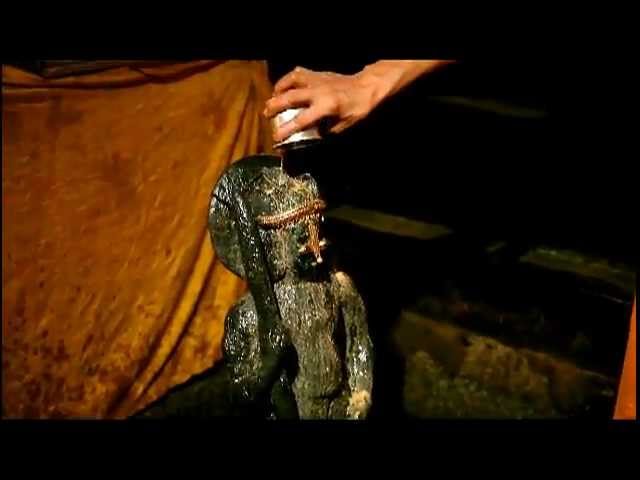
[137,205,634,419]
[326,205,634,419]
[396,310,616,418]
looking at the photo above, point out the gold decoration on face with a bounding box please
[256,199,327,264]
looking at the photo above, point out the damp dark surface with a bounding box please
[139,209,633,419]
[271,60,634,265]
[138,64,634,419]
[322,217,632,419]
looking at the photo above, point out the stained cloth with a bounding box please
[2,60,273,418]
[614,299,636,420]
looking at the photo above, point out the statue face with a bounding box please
[253,170,328,280]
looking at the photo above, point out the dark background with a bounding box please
[5,59,631,418]
[266,60,634,418]
[267,60,634,265]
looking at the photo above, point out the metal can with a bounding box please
[271,108,322,150]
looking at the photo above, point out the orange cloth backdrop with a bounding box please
[2,61,273,418]
[614,299,636,420]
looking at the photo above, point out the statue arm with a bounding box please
[333,271,374,418]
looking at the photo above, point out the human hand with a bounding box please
[264,67,380,143]
[263,61,453,143]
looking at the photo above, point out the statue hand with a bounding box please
[346,390,371,420]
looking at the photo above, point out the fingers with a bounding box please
[274,66,312,94]
[267,66,347,142]
[329,120,351,134]
[264,88,313,118]
[273,103,328,143]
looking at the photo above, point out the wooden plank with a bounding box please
[326,205,452,241]
[426,95,548,119]
[520,246,636,295]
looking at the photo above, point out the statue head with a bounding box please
[252,168,328,281]
[208,155,329,284]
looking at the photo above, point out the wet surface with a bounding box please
[136,204,633,419]
[204,157,373,419]
[135,65,634,418]
[323,212,633,419]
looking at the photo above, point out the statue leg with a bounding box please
[291,381,332,419]
[269,368,299,419]
[223,294,270,408]
[223,293,296,417]
[328,390,351,419]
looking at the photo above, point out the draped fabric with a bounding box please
[2,61,273,418]
[614,299,636,420]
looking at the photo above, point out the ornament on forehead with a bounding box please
[256,198,328,264]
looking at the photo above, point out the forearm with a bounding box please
[333,272,374,394]
[265,60,454,140]
[357,60,453,108]
[347,332,374,394]
[344,308,374,418]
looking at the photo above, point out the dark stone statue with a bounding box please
[136,154,373,419]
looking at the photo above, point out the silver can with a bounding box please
[271,108,322,150]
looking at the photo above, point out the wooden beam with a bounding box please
[426,96,548,119]
[326,205,452,241]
